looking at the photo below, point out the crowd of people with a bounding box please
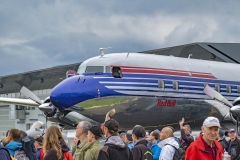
[0,116,240,160]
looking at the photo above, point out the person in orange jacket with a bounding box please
[185,117,224,160]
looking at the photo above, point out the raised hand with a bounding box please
[179,117,185,128]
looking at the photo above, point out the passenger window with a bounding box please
[158,80,165,89]
[106,66,111,73]
[85,66,103,73]
[215,84,220,92]
[112,67,123,78]
[226,85,231,94]
[173,81,178,90]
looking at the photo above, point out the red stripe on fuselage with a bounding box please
[111,66,216,79]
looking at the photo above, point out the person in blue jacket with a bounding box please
[148,131,162,160]
[5,128,22,157]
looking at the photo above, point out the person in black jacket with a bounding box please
[131,125,153,160]
[43,126,70,160]
[217,129,228,151]
[178,118,194,149]
[97,119,132,160]
[19,130,37,160]
[226,128,240,160]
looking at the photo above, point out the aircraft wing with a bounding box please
[0,97,39,107]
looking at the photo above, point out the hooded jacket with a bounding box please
[5,140,22,156]
[185,134,224,160]
[21,136,37,160]
[44,139,70,160]
[84,140,102,160]
[132,138,153,160]
[150,141,161,160]
[97,136,132,160]
[158,137,179,160]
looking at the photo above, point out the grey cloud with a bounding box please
[0,0,240,76]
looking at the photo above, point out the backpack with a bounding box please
[63,151,74,160]
[0,145,17,160]
[14,149,30,160]
[166,144,185,160]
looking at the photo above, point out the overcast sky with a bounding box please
[0,1,240,76]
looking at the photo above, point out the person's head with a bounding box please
[160,127,173,140]
[34,136,43,149]
[7,128,20,142]
[120,132,127,143]
[43,126,63,159]
[126,133,133,143]
[182,124,191,135]
[103,119,119,137]
[148,131,159,142]
[201,117,220,142]
[228,128,236,140]
[75,121,92,139]
[217,129,225,139]
[87,126,103,143]
[19,130,27,141]
[132,125,146,142]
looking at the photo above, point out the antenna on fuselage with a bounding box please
[99,47,112,57]
[188,54,193,59]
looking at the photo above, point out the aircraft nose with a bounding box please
[50,80,73,110]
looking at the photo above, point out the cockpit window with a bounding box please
[85,66,104,73]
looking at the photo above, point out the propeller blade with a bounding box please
[203,85,233,107]
[20,86,42,105]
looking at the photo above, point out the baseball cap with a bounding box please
[203,117,221,128]
[132,125,146,138]
[126,133,133,141]
[228,128,236,133]
[218,129,224,136]
[154,129,160,134]
[89,126,103,137]
[104,119,119,132]
[34,136,43,143]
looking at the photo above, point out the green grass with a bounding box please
[79,97,130,109]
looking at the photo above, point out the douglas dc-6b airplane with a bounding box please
[1,52,240,130]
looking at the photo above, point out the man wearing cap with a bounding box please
[97,119,132,160]
[131,125,153,160]
[84,126,103,160]
[179,118,194,150]
[74,121,92,160]
[34,136,43,160]
[226,128,240,160]
[126,131,134,149]
[217,129,228,151]
[185,116,224,160]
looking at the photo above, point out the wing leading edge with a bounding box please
[0,97,39,107]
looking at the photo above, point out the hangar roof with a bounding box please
[140,42,240,64]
